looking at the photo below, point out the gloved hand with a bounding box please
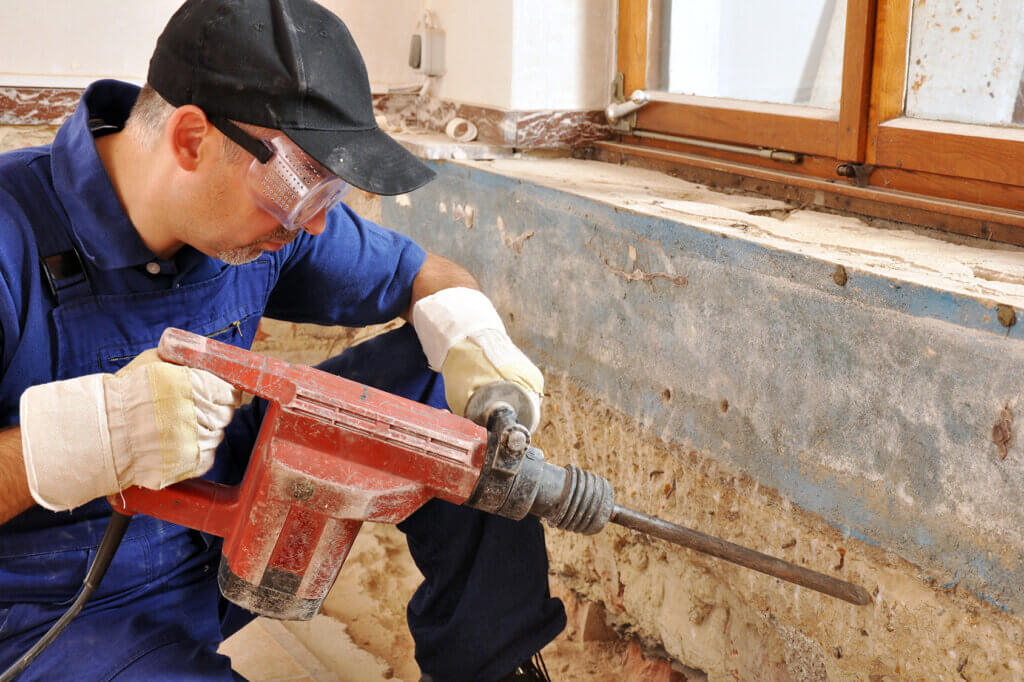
[20,349,242,512]
[412,287,543,431]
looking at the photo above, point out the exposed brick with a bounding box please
[578,601,617,643]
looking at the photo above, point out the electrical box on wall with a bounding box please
[409,12,445,77]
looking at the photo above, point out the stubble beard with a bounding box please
[216,225,297,265]
[215,244,263,265]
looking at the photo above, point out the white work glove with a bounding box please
[20,350,242,512]
[412,287,543,431]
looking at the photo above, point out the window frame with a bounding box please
[612,0,1024,246]
[866,0,1024,188]
[619,0,875,160]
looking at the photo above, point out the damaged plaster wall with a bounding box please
[0,125,59,152]
[382,158,1024,680]
[539,375,1023,681]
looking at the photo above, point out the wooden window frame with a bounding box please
[609,0,1024,246]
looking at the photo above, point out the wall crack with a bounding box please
[600,257,688,287]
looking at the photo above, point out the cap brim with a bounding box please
[283,126,436,196]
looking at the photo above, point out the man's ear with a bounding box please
[165,105,214,171]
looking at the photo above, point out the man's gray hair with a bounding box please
[124,84,175,148]
[125,84,248,162]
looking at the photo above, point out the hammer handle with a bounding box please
[109,479,241,539]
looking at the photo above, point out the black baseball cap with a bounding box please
[148,0,435,196]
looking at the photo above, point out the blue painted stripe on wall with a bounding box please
[384,160,1024,613]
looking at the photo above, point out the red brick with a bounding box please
[579,601,618,642]
[623,641,689,682]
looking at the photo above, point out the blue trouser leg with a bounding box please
[398,501,566,682]
[0,523,234,681]
[218,326,566,680]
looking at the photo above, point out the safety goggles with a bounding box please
[215,119,349,231]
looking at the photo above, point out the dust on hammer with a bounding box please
[2,328,871,680]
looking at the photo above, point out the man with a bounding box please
[0,0,565,679]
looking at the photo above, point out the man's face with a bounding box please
[178,133,330,265]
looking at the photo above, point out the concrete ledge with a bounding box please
[394,130,516,161]
[384,157,1024,615]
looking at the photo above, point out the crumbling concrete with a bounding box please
[249,311,1024,680]
[538,375,1024,681]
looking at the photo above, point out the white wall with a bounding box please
[320,0,423,91]
[0,0,422,90]
[425,0,516,109]
[420,0,613,110]
[0,0,614,112]
[509,0,615,111]
[0,0,181,87]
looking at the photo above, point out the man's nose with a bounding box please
[303,211,328,236]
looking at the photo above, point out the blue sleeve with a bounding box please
[0,191,29,377]
[0,269,14,375]
[265,202,427,326]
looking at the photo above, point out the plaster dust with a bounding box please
[442,156,1024,310]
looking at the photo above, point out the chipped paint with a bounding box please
[496,216,535,253]
[451,203,474,229]
[992,406,1014,460]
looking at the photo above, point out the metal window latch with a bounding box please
[836,163,874,186]
[606,73,650,132]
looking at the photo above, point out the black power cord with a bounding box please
[0,511,132,682]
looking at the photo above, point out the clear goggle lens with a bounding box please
[244,135,349,231]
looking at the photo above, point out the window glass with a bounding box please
[905,0,1024,126]
[650,0,847,108]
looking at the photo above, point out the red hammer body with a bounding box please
[110,328,489,619]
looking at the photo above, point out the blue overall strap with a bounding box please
[22,165,93,307]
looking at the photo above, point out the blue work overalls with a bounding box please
[0,80,565,681]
